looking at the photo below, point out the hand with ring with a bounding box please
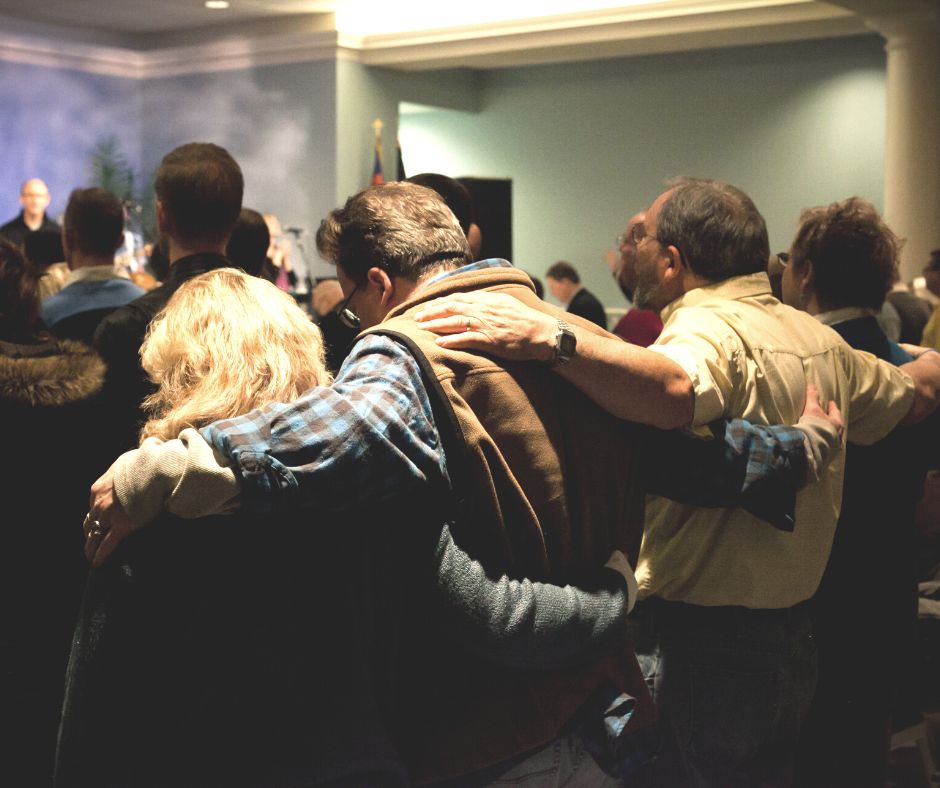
[414,291,558,363]
[84,464,136,567]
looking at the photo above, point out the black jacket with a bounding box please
[567,287,607,329]
[0,337,118,787]
[93,253,231,450]
[0,211,61,248]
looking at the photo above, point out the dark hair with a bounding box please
[154,142,243,247]
[527,273,545,299]
[656,177,770,281]
[64,187,124,257]
[316,182,471,284]
[790,197,901,311]
[0,237,42,341]
[226,208,270,278]
[147,236,170,281]
[405,173,475,235]
[23,229,64,269]
[545,261,580,284]
[927,250,940,272]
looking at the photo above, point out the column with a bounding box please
[874,12,940,280]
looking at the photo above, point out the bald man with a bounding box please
[1,178,61,248]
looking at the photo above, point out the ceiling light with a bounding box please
[205,1,230,9]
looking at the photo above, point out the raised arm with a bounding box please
[414,291,693,429]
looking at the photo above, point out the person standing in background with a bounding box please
[918,250,940,349]
[261,212,296,291]
[546,260,608,328]
[610,212,663,346]
[41,188,145,344]
[1,179,61,248]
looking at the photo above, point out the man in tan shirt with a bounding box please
[412,177,940,787]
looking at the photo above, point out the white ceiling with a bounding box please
[0,0,936,74]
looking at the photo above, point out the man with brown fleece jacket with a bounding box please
[86,182,841,786]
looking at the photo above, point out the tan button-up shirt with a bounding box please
[642,272,914,608]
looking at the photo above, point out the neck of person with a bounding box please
[167,239,228,266]
[23,212,44,231]
[68,252,115,271]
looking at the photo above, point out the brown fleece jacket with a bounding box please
[365,266,652,783]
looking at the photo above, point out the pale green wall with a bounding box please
[335,61,483,201]
[400,35,887,311]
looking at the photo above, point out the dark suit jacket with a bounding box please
[567,287,607,329]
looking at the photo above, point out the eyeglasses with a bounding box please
[336,282,361,330]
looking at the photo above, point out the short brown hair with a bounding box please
[546,261,580,284]
[790,197,901,311]
[64,187,124,257]
[154,142,243,247]
[316,182,471,283]
[658,177,770,282]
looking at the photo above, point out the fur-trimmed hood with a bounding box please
[0,337,105,407]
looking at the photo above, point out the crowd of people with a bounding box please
[1,141,939,788]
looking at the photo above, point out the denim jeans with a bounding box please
[477,732,624,787]
[631,598,817,788]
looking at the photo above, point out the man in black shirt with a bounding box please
[94,143,244,449]
[1,178,61,247]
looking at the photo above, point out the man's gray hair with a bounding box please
[656,177,770,282]
[316,182,472,283]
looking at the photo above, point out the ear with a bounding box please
[156,199,168,234]
[662,243,684,281]
[367,266,394,305]
[799,259,815,293]
[61,226,74,257]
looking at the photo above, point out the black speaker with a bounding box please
[459,177,512,263]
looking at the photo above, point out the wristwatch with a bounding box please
[551,320,577,365]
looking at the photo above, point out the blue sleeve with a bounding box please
[640,420,808,532]
[200,334,447,514]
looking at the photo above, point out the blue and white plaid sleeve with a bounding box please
[640,419,808,532]
[200,334,447,515]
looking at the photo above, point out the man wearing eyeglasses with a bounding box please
[80,178,860,786]
[409,177,940,787]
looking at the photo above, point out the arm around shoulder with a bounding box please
[556,328,694,429]
[900,348,940,425]
[112,428,241,528]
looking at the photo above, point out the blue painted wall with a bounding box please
[0,60,141,224]
[140,59,337,240]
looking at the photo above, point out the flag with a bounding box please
[371,133,384,185]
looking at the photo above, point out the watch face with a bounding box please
[559,329,577,356]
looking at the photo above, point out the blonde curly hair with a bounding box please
[139,268,331,442]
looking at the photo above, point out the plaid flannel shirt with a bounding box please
[201,333,447,515]
[197,259,812,778]
[200,260,811,524]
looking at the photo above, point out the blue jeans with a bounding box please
[631,598,817,788]
[433,683,654,787]
[476,732,624,787]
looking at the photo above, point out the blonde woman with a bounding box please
[58,269,639,788]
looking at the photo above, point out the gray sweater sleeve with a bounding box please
[432,525,631,670]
